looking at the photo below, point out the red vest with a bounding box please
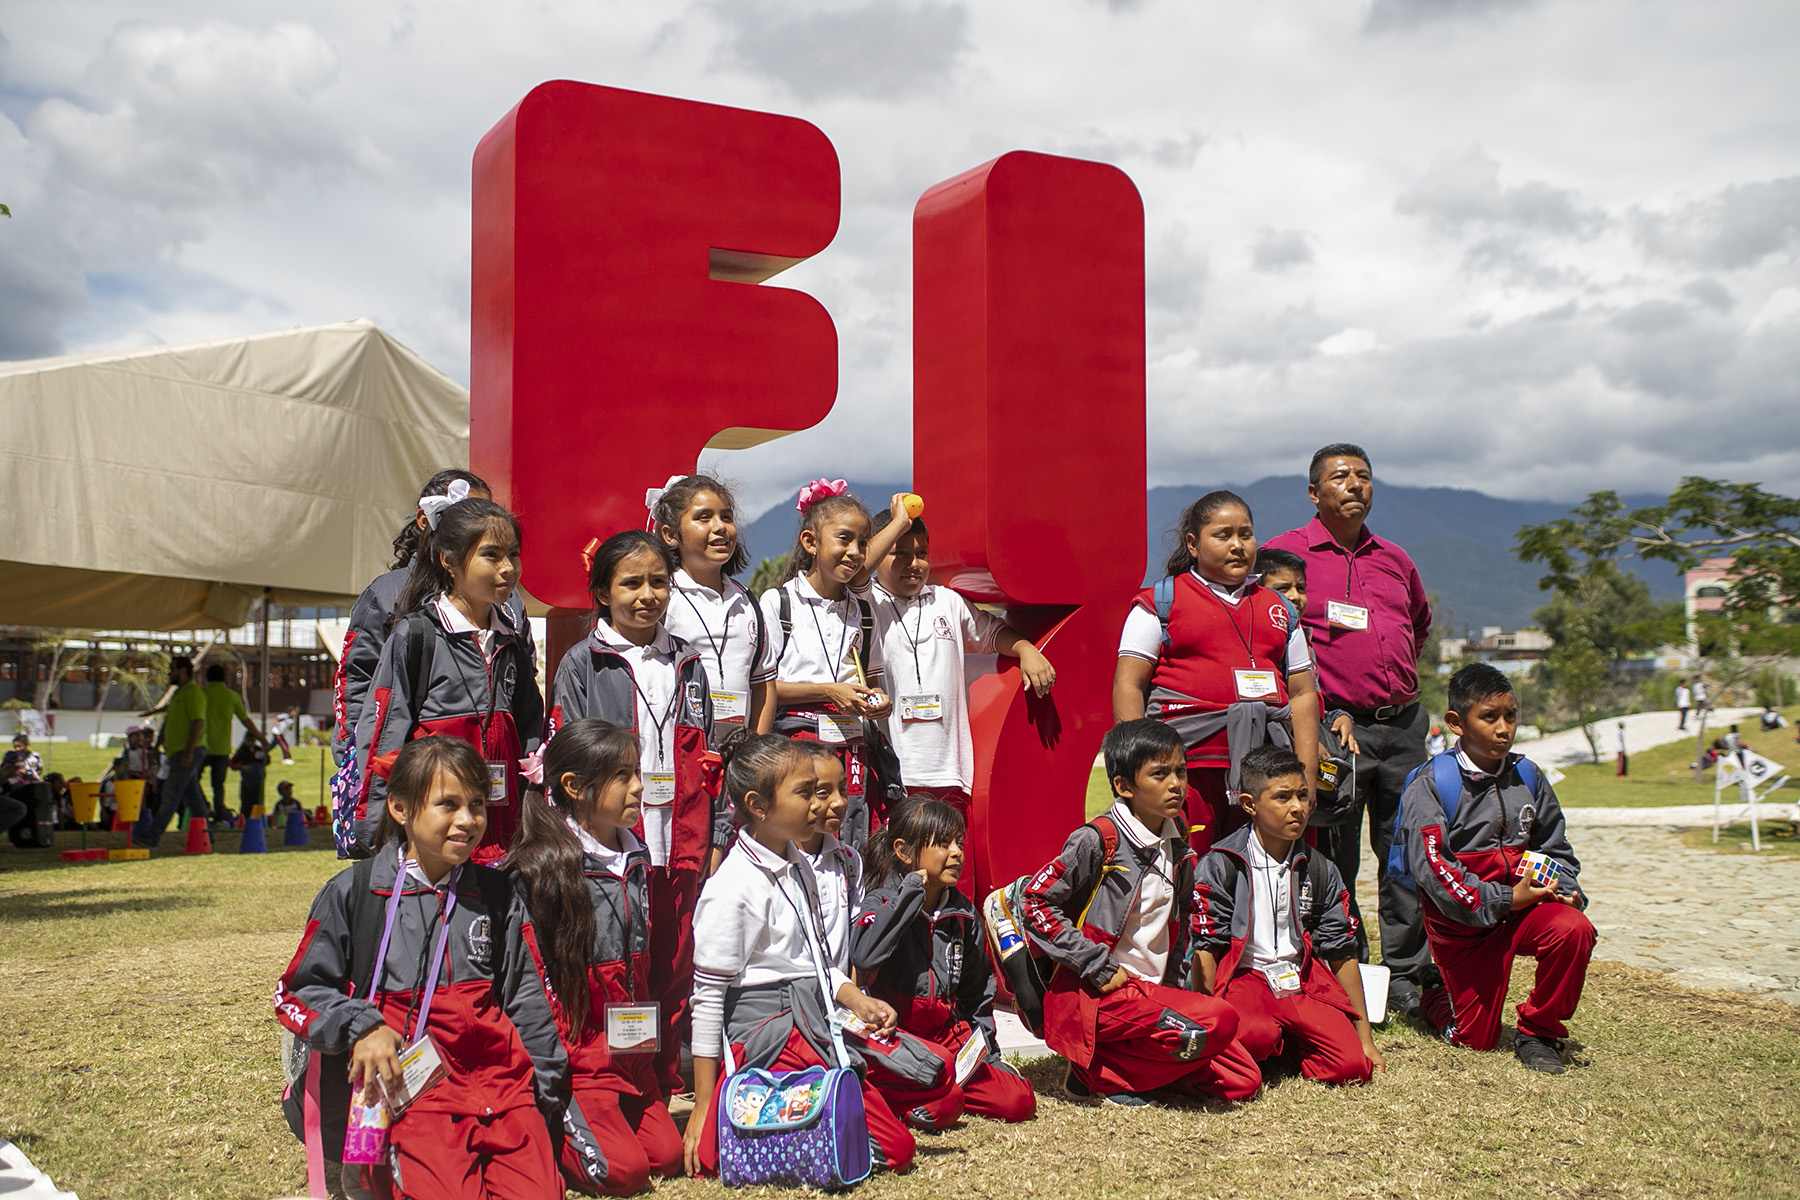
[1134,574,1294,763]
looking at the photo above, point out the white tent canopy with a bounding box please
[0,319,469,630]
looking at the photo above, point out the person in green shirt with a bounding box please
[133,657,212,848]
[201,665,264,821]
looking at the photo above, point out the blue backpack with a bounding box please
[1150,576,1299,647]
[1386,752,1539,890]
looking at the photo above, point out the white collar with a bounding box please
[1454,742,1511,780]
[564,813,641,870]
[794,574,850,607]
[1110,800,1182,848]
[734,829,808,877]
[1190,570,1260,604]
[1247,831,1298,870]
[591,620,675,657]
[873,581,932,607]
[675,568,736,602]
[434,593,502,635]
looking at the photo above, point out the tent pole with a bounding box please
[260,588,272,733]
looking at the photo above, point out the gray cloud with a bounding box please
[708,0,970,102]
[1251,228,1314,273]
[1042,128,1206,170]
[1365,0,1535,34]
[1681,278,1735,312]
[1634,176,1800,270]
[1460,234,1583,289]
[1146,224,1208,314]
[1396,145,1601,237]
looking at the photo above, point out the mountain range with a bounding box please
[736,477,1680,634]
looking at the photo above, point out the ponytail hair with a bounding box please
[651,475,750,577]
[394,496,522,625]
[863,796,966,886]
[508,719,640,1030]
[717,727,810,827]
[391,468,490,571]
[1164,489,1253,578]
[780,492,871,584]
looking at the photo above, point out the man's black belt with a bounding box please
[1337,700,1419,722]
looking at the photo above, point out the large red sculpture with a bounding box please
[470,87,1147,895]
[471,81,840,612]
[914,152,1147,897]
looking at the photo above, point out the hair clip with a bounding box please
[580,536,600,574]
[795,478,848,513]
[418,479,471,530]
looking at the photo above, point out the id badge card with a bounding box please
[485,760,508,803]
[605,1003,661,1054]
[384,1034,447,1116]
[899,693,943,722]
[711,688,749,724]
[953,1027,989,1085]
[1234,669,1279,700]
[1327,600,1370,630]
[817,713,861,744]
[644,772,676,806]
[1259,961,1303,995]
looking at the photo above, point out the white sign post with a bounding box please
[1713,751,1788,852]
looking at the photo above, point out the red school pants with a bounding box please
[646,865,699,1095]
[1055,977,1261,1102]
[564,1086,681,1197]
[1425,898,1596,1051]
[696,1028,918,1175]
[865,996,1036,1130]
[384,1105,557,1200]
[1219,972,1373,1086]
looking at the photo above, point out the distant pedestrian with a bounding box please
[1693,678,1709,720]
[1675,679,1691,730]
[133,656,210,848]
[1615,721,1628,777]
[201,665,264,820]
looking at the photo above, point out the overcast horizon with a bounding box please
[3,0,1796,519]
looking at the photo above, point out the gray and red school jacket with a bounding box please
[1398,750,1586,931]
[850,872,1003,1060]
[352,600,543,865]
[332,567,533,767]
[527,839,658,1101]
[273,850,573,1126]
[1135,573,1301,768]
[545,631,722,873]
[1019,807,1199,1068]
[1192,825,1360,1017]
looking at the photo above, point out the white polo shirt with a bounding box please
[870,583,1005,791]
[1243,833,1300,971]
[1110,801,1181,982]
[433,593,504,663]
[759,575,885,686]
[590,621,680,866]
[665,569,777,726]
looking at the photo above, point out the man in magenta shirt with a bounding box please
[1262,442,1435,1021]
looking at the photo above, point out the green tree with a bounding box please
[748,555,784,598]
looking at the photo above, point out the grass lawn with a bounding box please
[2,839,1797,1198]
[30,742,337,814]
[1543,704,1800,809]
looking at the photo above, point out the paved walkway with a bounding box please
[1520,706,1762,767]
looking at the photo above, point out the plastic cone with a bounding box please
[184,814,213,855]
[240,813,268,854]
[284,809,311,847]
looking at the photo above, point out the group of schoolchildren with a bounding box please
[275,469,1596,1199]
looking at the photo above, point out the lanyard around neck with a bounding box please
[806,591,851,681]
[1204,582,1259,669]
[677,585,734,682]
[371,845,461,1040]
[888,596,929,692]
[623,658,678,770]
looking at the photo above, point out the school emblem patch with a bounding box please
[1268,603,1290,632]
[466,914,493,970]
[934,615,955,641]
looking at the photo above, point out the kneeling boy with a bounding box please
[1193,745,1383,1085]
[1020,719,1259,1106]
[1397,663,1595,1074]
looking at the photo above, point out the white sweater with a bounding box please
[690,831,849,1059]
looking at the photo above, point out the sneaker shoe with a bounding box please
[1063,1067,1095,1102]
[1387,978,1422,1023]
[1514,1033,1566,1074]
[1100,1091,1152,1107]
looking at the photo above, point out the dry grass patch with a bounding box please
[3,850,1797,1199]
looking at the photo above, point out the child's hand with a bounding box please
[820,682,872,713]
[1099,966,1130,994]
[1510,877,1557,912]
[1330,713,1362,756]
[1359,1027,1386,1073]
[846,990,899,1038]
[349,1025,405,1102]
[886,493,915,535]
[1017,645,1057,697]
[860,688,892,719]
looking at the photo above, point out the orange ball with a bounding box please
[902,493,925,519]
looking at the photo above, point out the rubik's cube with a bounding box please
[1518,851,1560,888]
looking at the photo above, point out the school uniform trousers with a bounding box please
[1218,973,1371,1086]
[1425,901,1595,1052]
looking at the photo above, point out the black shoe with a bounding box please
[1063,1067,1095,1101]
[1388,979,1422,1023]
[1100,1090,1152,1107]
[1514,1033,1566,1074]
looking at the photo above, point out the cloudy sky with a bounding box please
[3,0,1797,519]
